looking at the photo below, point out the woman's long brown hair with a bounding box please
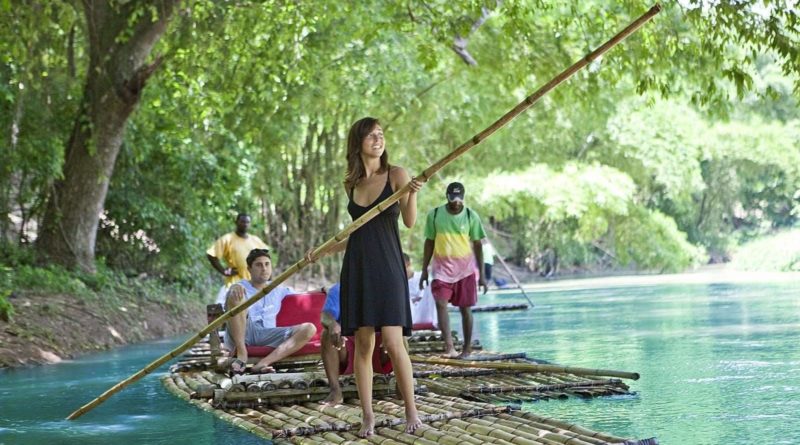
[344,117,389,192]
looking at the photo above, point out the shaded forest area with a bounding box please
[2,1,799,313]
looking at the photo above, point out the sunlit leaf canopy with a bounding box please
[1,0,798,282]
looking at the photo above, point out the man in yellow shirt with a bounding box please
[207,213,269,296]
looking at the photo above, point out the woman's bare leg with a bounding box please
[381,326,422,433]
[354,327,376,437]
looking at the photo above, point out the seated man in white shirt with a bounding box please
[403,253,437,329]
[225,248,316,374]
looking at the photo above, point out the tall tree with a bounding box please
[36,1,178,272]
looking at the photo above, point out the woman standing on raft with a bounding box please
[334,117,424,436]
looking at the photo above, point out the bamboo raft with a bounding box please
[162,332,657,444]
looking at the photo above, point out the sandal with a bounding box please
[229,358,247,376]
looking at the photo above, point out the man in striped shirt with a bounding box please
[420,182,487,358]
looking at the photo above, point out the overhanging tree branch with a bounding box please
[451,1,503,66]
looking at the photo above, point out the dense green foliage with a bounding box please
[0,242,202,312]
[2,1,799,287]
[0,265,12,321]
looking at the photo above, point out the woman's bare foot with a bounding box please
[357,413,375,438]
[405,407,423,434]
[319,388,343,407]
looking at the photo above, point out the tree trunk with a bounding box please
[37,1,178,272]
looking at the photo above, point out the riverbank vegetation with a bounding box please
[0,242,205,367]
[729,228,800,272]
[2,2,799,308]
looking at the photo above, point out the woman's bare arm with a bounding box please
[390,166,423,228]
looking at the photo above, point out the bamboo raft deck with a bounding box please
[163,331,657,444]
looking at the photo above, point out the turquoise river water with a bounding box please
[1,276,799,444]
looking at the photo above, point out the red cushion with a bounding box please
[412,322,436,331]
[245,291,326,357]
[245,339,321,357]
[276,291,326,335]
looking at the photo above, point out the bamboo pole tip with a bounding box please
[651,3,663,13]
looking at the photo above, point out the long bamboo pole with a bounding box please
[409,355,640,380]
[66,4,660,420]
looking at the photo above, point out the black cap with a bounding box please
[446,182,465,202]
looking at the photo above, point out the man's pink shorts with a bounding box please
[432,273,477,307]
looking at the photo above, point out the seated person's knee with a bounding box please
[321,326,337,343]
[300,322,316,338]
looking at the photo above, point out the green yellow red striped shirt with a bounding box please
[423,206,486,283]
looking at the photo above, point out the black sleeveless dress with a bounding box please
[340,173,412,336]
